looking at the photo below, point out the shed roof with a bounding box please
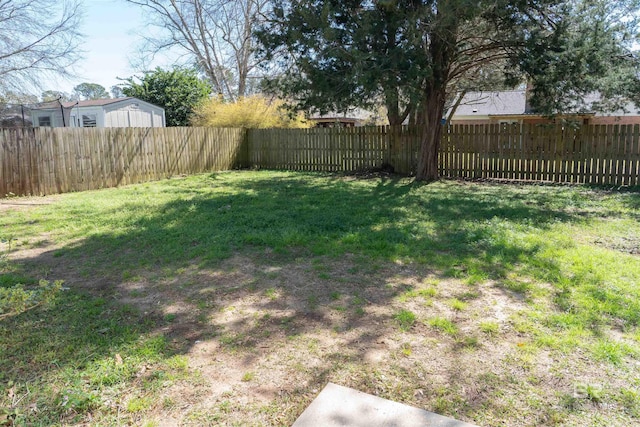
[32,97,163,110]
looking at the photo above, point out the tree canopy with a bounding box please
[121,67,212,126]
[257,0,640,181]
[110,86,125,99]
[73,83,110,100]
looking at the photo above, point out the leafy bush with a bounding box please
[192,96,310,128]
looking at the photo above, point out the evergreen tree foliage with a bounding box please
[73,83,110,100]
[257,0,640,181]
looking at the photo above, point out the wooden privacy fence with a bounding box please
[1,123,639,198]
[248,124,640,186]
[0,127,246,197]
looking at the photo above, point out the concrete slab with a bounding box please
[292,383,477,427]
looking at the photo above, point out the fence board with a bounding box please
[0,127,246,197]
[2,124,639,198]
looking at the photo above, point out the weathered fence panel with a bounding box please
[0,127,247,197]
[246,124,640,186]
[2,123,639,198]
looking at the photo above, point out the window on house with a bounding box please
[38,116,51,127]
[82,114,97,127]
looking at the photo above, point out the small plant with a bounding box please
[264,287,278,300]
[0,279,63,319]
[480,321,500,336]
[166,355,188,371]
[501,279,530,294]
[619,388,640,417]
[352,295,365,306]
[447,298,468,311]
[241,371,255,382]
[398,287,437,302]
[428,317,458,336]
[585,384,603,403]
[307,294,318,309]
[456,335,480,349]
[127,396,153,413]
[593,340,626,365]
[394,309,416,331]
[400,342,412,356]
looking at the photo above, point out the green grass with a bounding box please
[1,171,639,426]
[394,309,417,331]
[397,287,437,302]
[428,316,459,336]
[241,371,255,382]
[479,321,500,336]
[446,298,468,311]
[0,286,184,425]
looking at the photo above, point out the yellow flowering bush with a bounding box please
[192,96,310,128]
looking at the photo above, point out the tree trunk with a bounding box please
[415,87,447,181]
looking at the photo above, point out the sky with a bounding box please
[53,0,173,95]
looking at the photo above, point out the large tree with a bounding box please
[121,67,211,126]
[257,0,640,181]
[124,0,270,100]
[0,0,82,94]
[73,83,110,100]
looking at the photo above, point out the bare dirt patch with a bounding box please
[5,240,637,426]
[0,196,60,213]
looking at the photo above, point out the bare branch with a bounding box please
[125,0,271,99]
[0,0,83,94]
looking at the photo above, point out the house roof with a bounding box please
[32,97,143,110]
[453,90,528,116]
[309,108,374,122]
[452,90,639,118]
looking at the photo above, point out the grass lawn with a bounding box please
[1,170,639,426]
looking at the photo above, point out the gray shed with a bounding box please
[31,97,165,128]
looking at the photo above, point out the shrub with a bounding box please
[192,96,310,128]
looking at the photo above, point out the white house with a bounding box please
[31,97,166,128]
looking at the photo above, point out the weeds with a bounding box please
[428,317,458,336]
[394,309,416,331]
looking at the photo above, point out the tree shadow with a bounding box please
[2,172,607,424]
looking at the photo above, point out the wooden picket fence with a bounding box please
[0,127,246,197]
[248,124,640,185]
[440,123,640,185]
[1,123,639,198]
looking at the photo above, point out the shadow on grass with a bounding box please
[0,284,168,424]
[29,173,582,278]
[2,172,624,424]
